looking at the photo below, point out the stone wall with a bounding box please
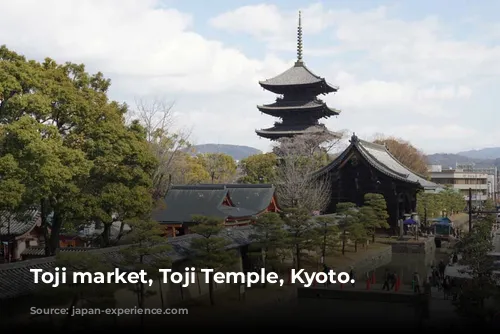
[338,245,392,278]
[386,237,436,255]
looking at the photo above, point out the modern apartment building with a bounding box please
[428,164,491,205]
[455,163,498,201]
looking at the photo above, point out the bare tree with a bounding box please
[273,133,342,212]
[130,97,192,199]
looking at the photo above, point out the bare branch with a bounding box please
[273,133,342,212]
[130,97,192,198]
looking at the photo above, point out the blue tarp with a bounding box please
[403,218,417,225]
[431,217,452,225]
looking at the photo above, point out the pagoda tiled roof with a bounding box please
[313,134,438,190]
[259,62,338,93]
[256,124,343,140]
[257,99,340,117]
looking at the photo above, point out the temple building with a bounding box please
[256,12,342,140]
[152,184,280,236]
[313,134,439,231]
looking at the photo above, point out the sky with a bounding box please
[1,0,500,155]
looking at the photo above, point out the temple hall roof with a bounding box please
[152,184,276,224]
[313,134,438,190]
[0,209,40,237]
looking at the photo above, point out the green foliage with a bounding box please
[454,216,497,319]
[417,187,465,223]
[196,153,237,183]
[238,153,277,184]
[347,222,368,252]
[189,215,237,305]
[119,220,171,324]
[362,193,389,242]
[282,207,316,269]
[0,46,157,253]
[314,215,339,259]
[250,212,287,284]
[335,202,361,255]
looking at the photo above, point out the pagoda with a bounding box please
[255,11,342,141]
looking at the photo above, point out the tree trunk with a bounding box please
[342,230,346,255]
[139,282,145,327]
[62,293,79,330]
[40,199,51,256]
[262,249,267,288]
[372,231,375,243]
[295,245,301,270]
[101,223,111,247]
[158,280,164,308]
[48,209,63,255]
[322,231,327,261]
[208,273,215,306]
[354,240,358,252]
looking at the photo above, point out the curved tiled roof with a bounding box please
[313,134,438,190]
[0,209,40,237]
[257,99,340,118]
[256,124,342,140]
[152,184,277,224]
[259,62,338,94]
[0,225,253,300]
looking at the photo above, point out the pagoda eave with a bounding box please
[255,127,342,140]
[259,81,337,95]
[257,105,340,116]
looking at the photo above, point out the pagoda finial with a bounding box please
[296,11,303,64]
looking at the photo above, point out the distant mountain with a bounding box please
[426,153,500,169]
[457,147,500,160]
[190,144,262,161]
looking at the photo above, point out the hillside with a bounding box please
[457,147,500,160]
[426,153,500,169]
[190,144,262,161]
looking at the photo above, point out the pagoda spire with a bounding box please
[296,11,303,65]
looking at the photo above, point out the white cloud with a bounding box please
[211,3,500,153]
[2,1,499,154]
[0,0,288,96]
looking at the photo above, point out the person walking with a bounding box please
[382,269,391,291]
[413,272,421,294]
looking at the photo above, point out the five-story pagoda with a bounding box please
[256,12,342,141]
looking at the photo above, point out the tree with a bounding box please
[362,193,390,242]
[416,192,443,223]
[273,134,334,211]
[335,202,360,255]
[120,220,171,327]
[0,116,92,254]
[282,207,316,269]
[373,135,428,176]
[0,46,156,253]
[238,153,278,184]
[347,222,368,252]
[189,215,237,306]
[454,215,496,320]
[440,187,466,216]
[44,252,117,330]
[314,215,339,262]
[250,212,287,287]
[131,98,191,199]
[169,152,211,184]
[196,153,237,184]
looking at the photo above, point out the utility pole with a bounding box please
[468,187,472,232]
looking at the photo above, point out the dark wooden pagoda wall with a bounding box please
[319,152,420,233]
